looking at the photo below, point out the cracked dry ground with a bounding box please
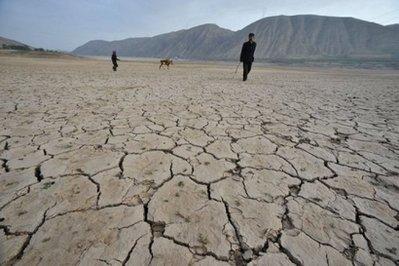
[0,57,398,266]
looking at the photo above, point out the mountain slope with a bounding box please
[74,24,233,58]
[217,15,399,59]
[0,36,31,48]
[73,15,399,60]
[386,24,399,31]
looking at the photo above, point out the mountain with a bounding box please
[215,15,399,59]
[74,24,233,58]
[386,24,399,31]
[0,36,31,49]
[73,15,399,60]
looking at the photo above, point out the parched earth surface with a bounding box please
[0,56,398,266]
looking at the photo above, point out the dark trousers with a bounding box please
[112,61,118,71]
[243,61,252,81]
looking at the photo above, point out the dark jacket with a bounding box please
[240,41,256,62]
[111,53,119,63]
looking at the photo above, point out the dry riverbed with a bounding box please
[0,56,398,265]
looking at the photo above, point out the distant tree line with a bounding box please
[2,44,60,53]
[2,44,31,50]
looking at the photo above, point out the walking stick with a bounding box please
[233,62,241,78]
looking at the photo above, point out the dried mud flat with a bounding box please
[0,56,398,266]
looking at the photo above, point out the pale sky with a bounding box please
[0,0,398,51]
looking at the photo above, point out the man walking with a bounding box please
[111,51,120,71]
[240,33,256,81]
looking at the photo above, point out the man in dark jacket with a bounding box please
[240,33,256,81]
[111,51,120,71]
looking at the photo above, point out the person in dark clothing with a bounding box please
[111,51,120,71]
[240,33,256,81]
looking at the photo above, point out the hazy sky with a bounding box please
[0,0,398,51]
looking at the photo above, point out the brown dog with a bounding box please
[159,59,173,69]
